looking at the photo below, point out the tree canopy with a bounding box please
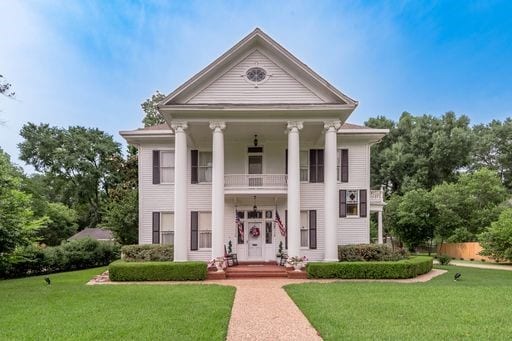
[141,91,166,127]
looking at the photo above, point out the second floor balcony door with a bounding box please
[248,154,263,187]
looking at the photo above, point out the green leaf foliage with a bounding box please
[141,91,166,127]
[18,123,122,227]
[479,209,512,262]
[306,256,433,279]
[108,260,207,281]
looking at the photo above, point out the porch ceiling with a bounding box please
[188,121,324,146]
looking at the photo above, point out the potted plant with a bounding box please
[287,256,308,271]
[276,241,286,264]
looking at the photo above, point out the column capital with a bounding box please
[287,121,303,131]
[324,120,341,131]
[171,121,188,132]
[209,121,226,131]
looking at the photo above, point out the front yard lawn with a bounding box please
[285,266,512,340]
[0,268,235,340]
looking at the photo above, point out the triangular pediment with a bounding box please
[161,28,357,106]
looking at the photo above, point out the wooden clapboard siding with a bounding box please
[138,143,175,245]
[188,50,325,104]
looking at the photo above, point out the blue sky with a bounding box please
[1,0,511,171]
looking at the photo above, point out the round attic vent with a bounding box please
[246,67,267,82]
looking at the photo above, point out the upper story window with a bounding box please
[198,152,212,183]
[300,151,309,182]
[246,67,266,82]
[160,151,174,184]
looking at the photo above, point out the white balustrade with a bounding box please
[224,174,287,189]
[370,189,384,203]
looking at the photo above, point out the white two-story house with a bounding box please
[120,28,387,262]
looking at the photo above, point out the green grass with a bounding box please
[285,266,512,340]
[0,267,235,340]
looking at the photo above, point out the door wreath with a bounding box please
[249,226,260,238]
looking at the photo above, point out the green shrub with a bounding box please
[0,238,120,279]
[437,254,451,265]
[338,244,408,262]
[121,244,174,262]
[306,256,433,279]
[109,260,206,281]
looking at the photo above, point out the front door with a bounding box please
[247,221,263,259]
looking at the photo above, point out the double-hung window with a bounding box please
[160,212,174,245]
[300,151,309,182]
[198,212,212,249]
[300,211,309,247]
[198,152,212,183]
[346,190,359,216]
[160,151,175,184]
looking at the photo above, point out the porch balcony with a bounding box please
[224,174,287,194]
[370,189,385,204]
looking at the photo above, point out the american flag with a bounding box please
[275,210,286,237]
[235,212,244,240]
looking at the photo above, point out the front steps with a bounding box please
[207,261,307,280]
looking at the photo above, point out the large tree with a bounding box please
[479,208,512,262]
[18,124,122,228]
[141,91,166,127]
[366,112,473,194]
[471,118,512,190]
[0,149,42,259]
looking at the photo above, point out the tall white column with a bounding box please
[324,120,341,261]
[171,121,188,262]
[210,121,226,259]
[378,210,383,244]
[287,121,303,258]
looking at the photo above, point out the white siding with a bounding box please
[188,50,325,104]
[138,143,175,245]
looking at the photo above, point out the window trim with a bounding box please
[300,210,309,248]
[300,150,309,183]
[197,151,213,184]
[198,211,212,250]
[346,190,359,217]
[159,150,175,184]
[160,211,174,245]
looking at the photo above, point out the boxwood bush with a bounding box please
[109,260,207,281]
[0,238,120,279]
[307,256,433,279]
[338,244,408,262]
[121,244,173,262]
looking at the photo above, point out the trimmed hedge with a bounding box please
[0,238,120,279]
[109,260,207,281]
[307,256,433,279]
[338,244,408,262]
[121,244,173,262]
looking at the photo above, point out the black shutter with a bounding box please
[339,190,347,218]
[191,150,198,184]
[285,149,288,175]
[191,211,198,250]
[309,210,317,249]
[341,149,349,182]
[152,150,160,184]
[152,212,160,244]
[285,210,288,250]
[360,189,367,218]
[318,149,324,183]
[309,150,317,183]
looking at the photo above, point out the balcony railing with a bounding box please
[224,174,287,190]
[370,189,385,204]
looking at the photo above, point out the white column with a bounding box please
[378,210,383,244]
[287,121,303,258]
[324,120,341,261]
[171,121,188,262]
[210,121,226,259]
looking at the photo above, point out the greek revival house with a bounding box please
[120,28,387,262]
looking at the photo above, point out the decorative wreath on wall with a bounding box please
[249,226,260,238]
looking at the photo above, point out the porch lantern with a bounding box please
[253,134,258,147]
[253,195,257,212]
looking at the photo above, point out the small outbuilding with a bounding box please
[68,228,114,242]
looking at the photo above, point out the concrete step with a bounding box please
[226,271,288,279]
